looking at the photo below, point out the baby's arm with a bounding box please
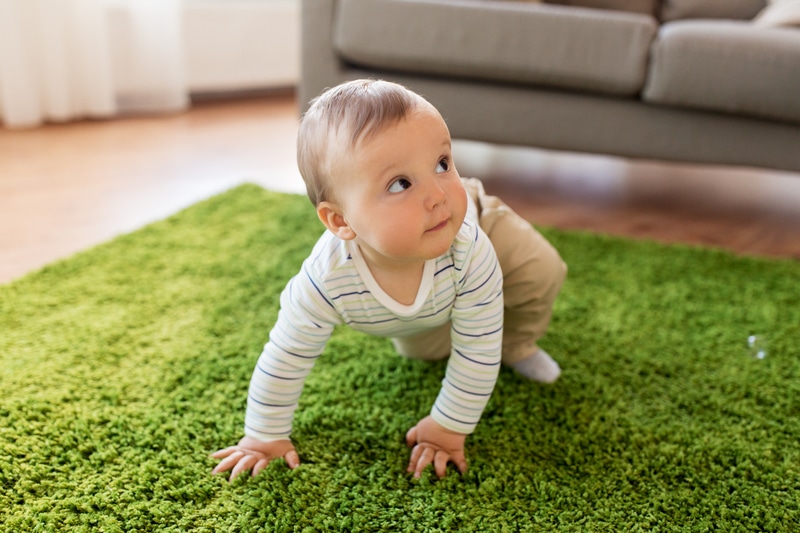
[211,263,338,480]
[211,437,299,481]
[415,224,504,478]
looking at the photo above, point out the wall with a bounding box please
[182,0,300,93]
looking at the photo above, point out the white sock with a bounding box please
[510,349,561,383]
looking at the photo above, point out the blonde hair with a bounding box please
[297,79,424,205]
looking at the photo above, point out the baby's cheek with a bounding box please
[451,184,468,221]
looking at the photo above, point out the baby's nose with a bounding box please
[425,179,446,209]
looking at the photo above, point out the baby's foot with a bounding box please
[510,349,561,383]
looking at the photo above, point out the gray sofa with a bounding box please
[300,0,800,173]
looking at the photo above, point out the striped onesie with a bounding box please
[244,210,504,441]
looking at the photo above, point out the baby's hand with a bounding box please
[405,415,468,479]
[210,436,299,482]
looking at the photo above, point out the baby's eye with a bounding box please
[388,177,412,193]
[436,158,450,173]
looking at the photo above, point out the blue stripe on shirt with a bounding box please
[433,404,472,426]
[305,268,334,308]
[453,348,501,366]
[248,394,295,408]
[452,324,503,339]
[445,378,493,397]
[271,339,320,360]
[256,363,306,380]
[331,289,372,300]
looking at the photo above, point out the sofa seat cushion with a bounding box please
[333,0,658,96]
[643,21,800,125]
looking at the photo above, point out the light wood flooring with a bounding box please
[2,92,799,284]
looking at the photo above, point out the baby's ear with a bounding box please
[316,201,356,240]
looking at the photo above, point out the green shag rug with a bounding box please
[2,184,799,532]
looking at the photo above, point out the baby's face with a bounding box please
[331,104,468,268]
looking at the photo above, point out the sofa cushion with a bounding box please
[643,20,800,125]
[660,0,766,21]
[333,0,658,96]
[545,0,660,17]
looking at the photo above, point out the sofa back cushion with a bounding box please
[643,20,800,125]
[333,0,658,97]
[545,0,660,17]
[660,0,766,21]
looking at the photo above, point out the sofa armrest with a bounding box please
[299,0,345,111]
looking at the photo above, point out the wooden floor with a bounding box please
[2,93,799,284]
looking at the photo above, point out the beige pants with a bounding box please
[392,178,567,365]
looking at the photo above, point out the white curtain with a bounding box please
[0,0,187,129]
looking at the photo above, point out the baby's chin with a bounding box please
[426,232,460,258]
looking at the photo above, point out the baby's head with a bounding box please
[297,79,466,263]
[297,79,432,206]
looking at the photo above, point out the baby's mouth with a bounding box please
[426,218,449,232]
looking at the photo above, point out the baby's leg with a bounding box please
[462,178,567,381]
[391,321,451,361]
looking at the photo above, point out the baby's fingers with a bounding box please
[211,450,244,475]
[249,449,299,477]
[210,446,239,460]
[411,446,436,479]
[434,451,450,478]
[405,425,418,447]
[451,450,468,475]
[252,458,270,478]
[230,454,259,481]
[284,449,301,469]
[407,444,423,473]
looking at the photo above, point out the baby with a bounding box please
[212,79,567,481]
